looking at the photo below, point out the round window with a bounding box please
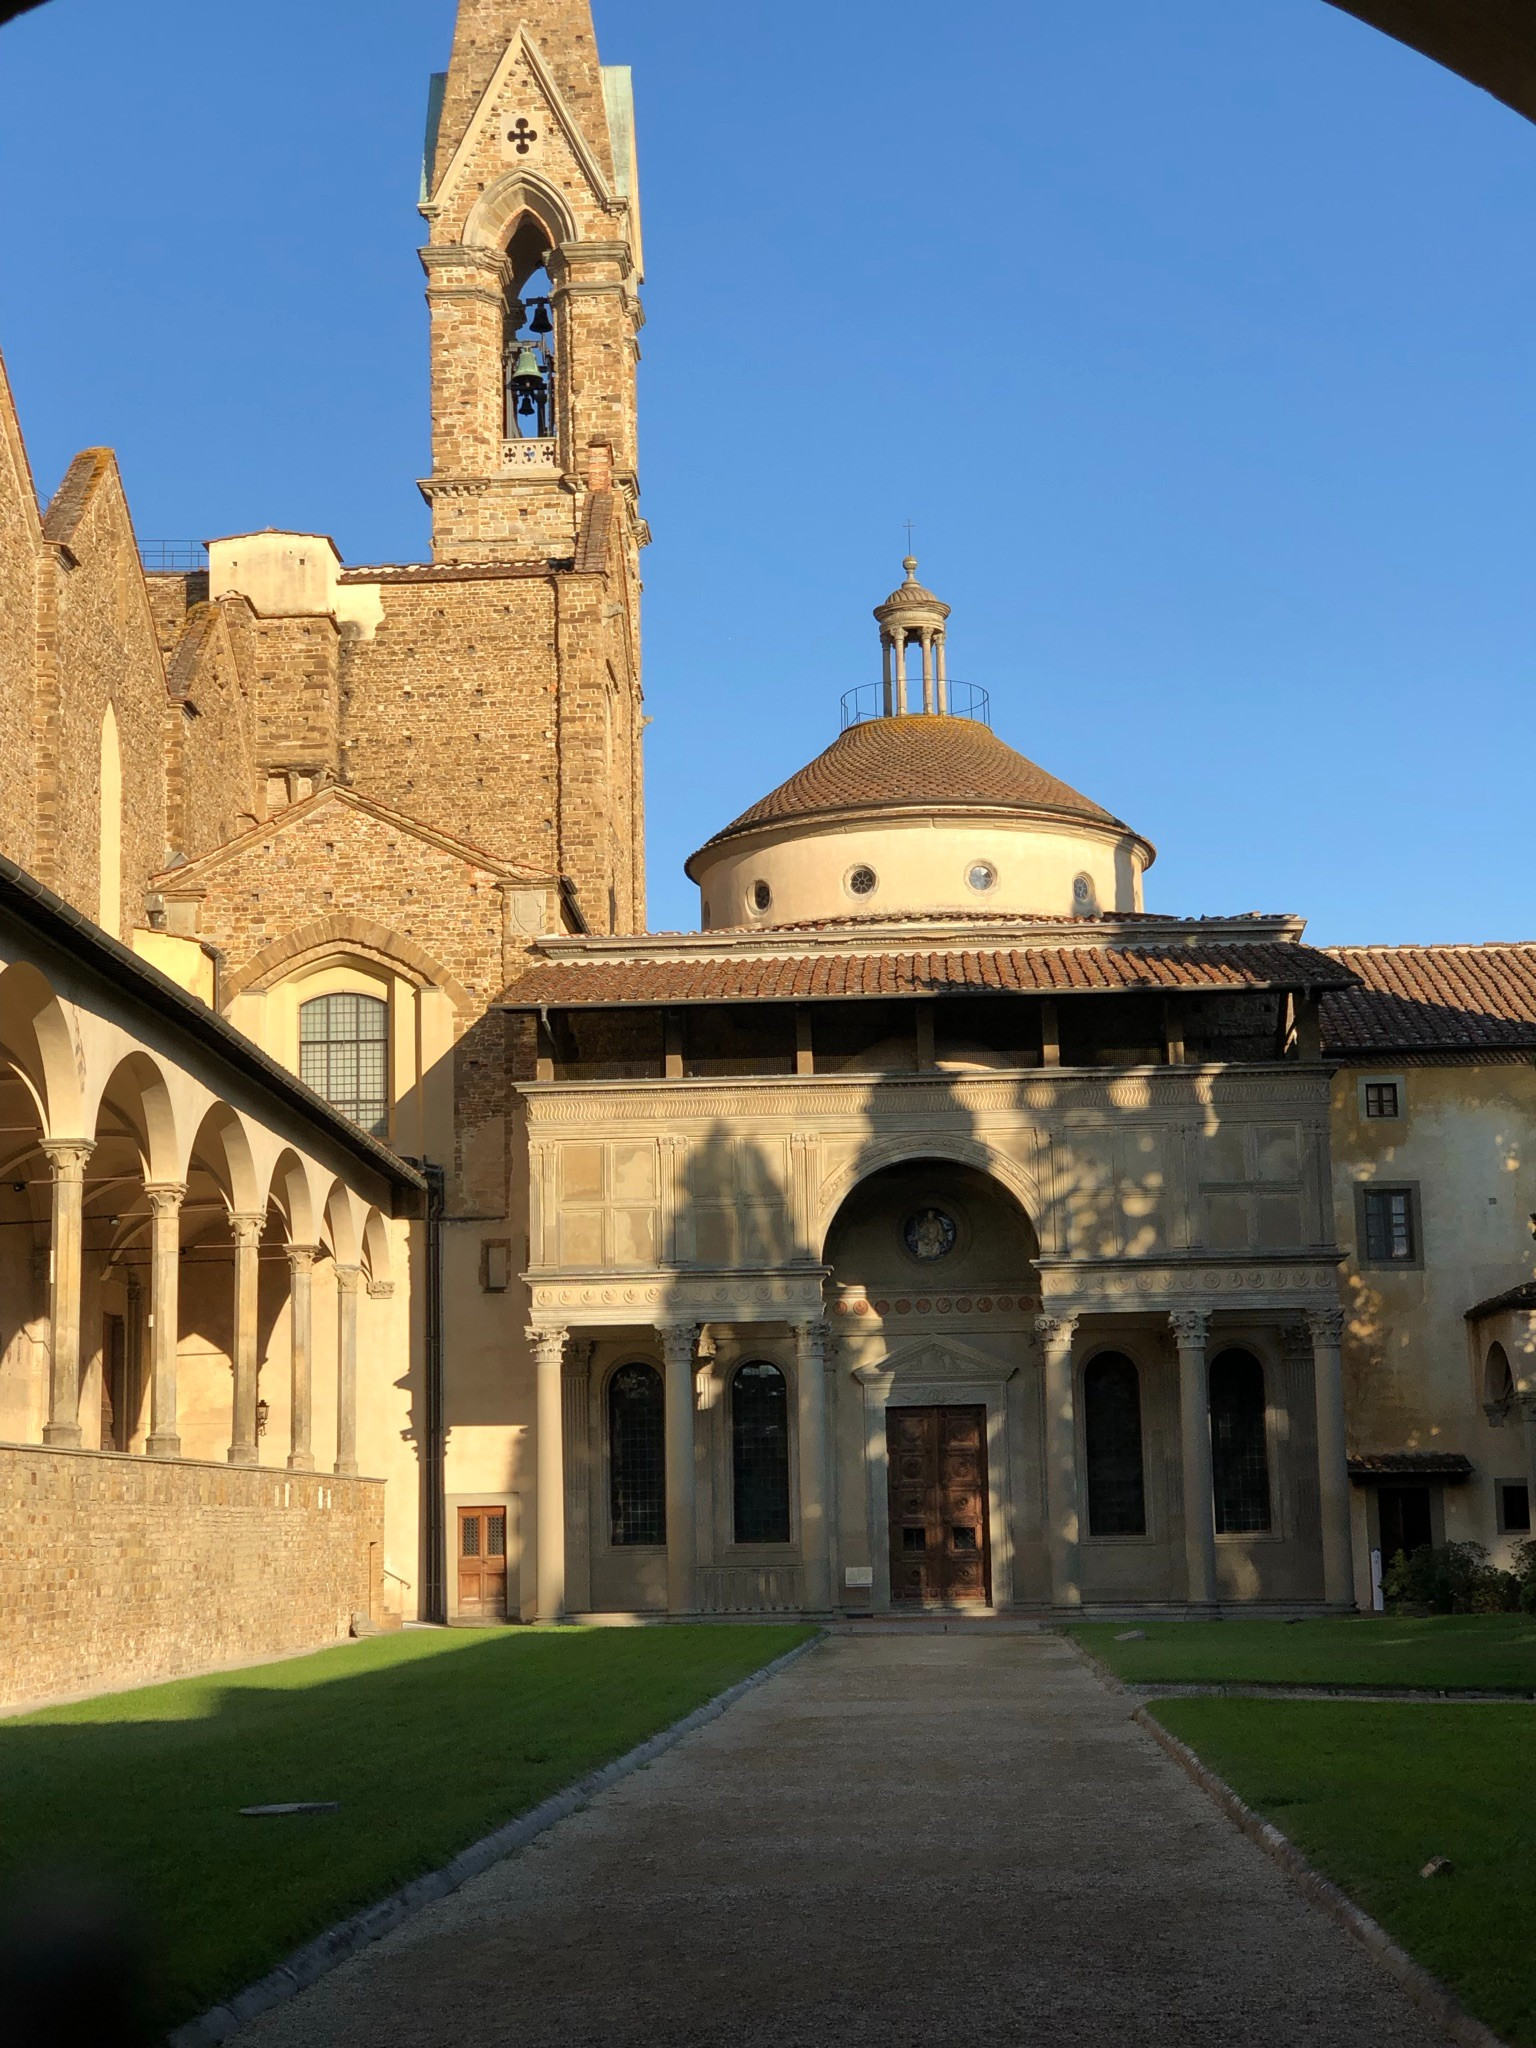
[750,879,772,913]
[846,865,878,899]
[904,1209,958,1262]
[967,861,997,893]
[1072,872,1095,911]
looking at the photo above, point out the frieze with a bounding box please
[528,1270,827,1327]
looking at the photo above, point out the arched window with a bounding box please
[609,1363,665,1546]
[98,700,122,936]
[299,993,388,1136]
[732,1362,791,1544]
[1083,1352,1146,1536]
[504,215,557,441]
[1209,1349,1272,1534]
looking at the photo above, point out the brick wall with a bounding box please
[0,1443,388,1711]
[0,357,39,870]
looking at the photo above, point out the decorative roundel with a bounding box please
[967,861,997,893]
[846,864,878,899]
[750,878,772,913]
[904,1208,957,1262]
[1072,872,1095,908]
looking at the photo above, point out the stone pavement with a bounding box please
[242,1632,1449,2048]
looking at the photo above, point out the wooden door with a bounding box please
[457,1506,509,1621]
[1378,1485,1432,1565]
[887,1406,991,1605]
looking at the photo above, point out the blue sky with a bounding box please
[2,0,1531,941]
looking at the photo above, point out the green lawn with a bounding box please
[1071,1614,1536,1691]
[1153,1697,1536,2046]
[0,1624,813,2033]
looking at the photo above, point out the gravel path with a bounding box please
[241,1631,1450,2047]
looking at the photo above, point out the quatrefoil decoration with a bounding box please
[508,117,539,155]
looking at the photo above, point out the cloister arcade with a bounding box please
[0,951,413,1479]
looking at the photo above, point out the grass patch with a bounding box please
[1152,1697,1536,2046]
[0,1623,813,2032]
[1071,1614,1536,1691]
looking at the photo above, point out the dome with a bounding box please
[689,713,1122,866]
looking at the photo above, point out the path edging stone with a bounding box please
[1135,1705,1507,2048]
[167,1631,825,2048]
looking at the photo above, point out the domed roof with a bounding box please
[875,556,950,620]
[687,713,1126,869]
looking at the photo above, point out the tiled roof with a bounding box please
[502,942,1350,1009]
[689,714,1130,868]
[337,560,569,584]
[1465,1281,1536,1322]
[1322,944,1536,1055]
[1348,1452,1475,1483]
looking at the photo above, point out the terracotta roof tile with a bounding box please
[688,714,1132,870]
[1322,944,1536,1054]
[502,942,1349,1009]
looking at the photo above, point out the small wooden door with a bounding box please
[887,1406,991,1605]
[1378,1485,1432,1565]
[457,1506,509,1621]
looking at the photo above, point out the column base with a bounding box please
[145,1433,181,1459]
[334,1461,360,1478]
[227,1445,258,1467]
[287,1451,316,1473]
[42,1423,83,1449]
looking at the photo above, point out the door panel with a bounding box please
[887,1406,991,1605]
[457,1506,509,1621]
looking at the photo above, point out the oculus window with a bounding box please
[731,1362,791,1544]
[300,993,388,1137]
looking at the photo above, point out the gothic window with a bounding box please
[732,1362,791,1544]
[1209,1349,1272,1535]
[299,994,388,1137]
[609,1363,666,1546]
[504,215,556,440]
[1083,1352,1146,1537]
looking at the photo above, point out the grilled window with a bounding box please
[1362,1187,1417,1265]
[300,993,388,1137]
[1209,1349,1272,1534]
[609,1363,666,1547]
[732,1361,791,1544]
[1084,1352,1146,1537]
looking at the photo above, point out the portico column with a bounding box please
[41,1139,94,1448]
[333,1263,362,1477]
[794,1319,833,1613]
[286,1245,318,1472]
[1036,1313,1081,1607]
[660,1322,699,1615]
[1171,1308,1216,1608]
[529,1325,568,1620]
[144,1182,186,1459]
[1308,1306,1355,1607]
[227,1211,264,1466]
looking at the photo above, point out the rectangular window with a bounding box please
[1499,1483,1532,1536]
[1364,1081,1400,1120]
[1360,1185,1418,1266]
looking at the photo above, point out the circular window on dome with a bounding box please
[967,861,997,894]
[846,865,879,899]
[1073,872,1097,914]
[749,879,772,914]
[904,1208,957,1262]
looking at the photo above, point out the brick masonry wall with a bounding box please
[0,360,39,871]
[0,1443,388,1711]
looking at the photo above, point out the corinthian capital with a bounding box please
[1307,1306,1346,1348]
[1168,1308,1210,1348]
[525,1326,569,1371]
[1034,1313,1077,1349]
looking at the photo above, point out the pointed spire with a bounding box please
[434,0,611,190]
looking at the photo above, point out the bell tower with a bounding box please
[419,1,643,562]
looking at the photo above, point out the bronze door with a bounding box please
[887,1406,991,1605]
[457,1507,509,1621]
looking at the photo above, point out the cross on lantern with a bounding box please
[508,117,538,155]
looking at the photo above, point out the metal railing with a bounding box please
[139,541,209,572]
[840,679,992,730]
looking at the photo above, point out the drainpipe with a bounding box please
[406,1159,448,1624]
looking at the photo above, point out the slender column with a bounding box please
[144,1182,186,1459]
[529,1325,569,1620]
[333,1262,362,1477]
[921,631,935,712]
[227,1211,264,1466]
[1171,1308,1216,1607]
[1308,1306,1355,1606]
[562,1341,593,1616]
[40,1139,94,1447]
[794,1319,833,1612]
[881,633,894,717]
[894,635,908,715]
[660,1322,699,1615]
[286,1245,318,1472]
[936,631,948,714]
[1036,1313,1080,1607]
